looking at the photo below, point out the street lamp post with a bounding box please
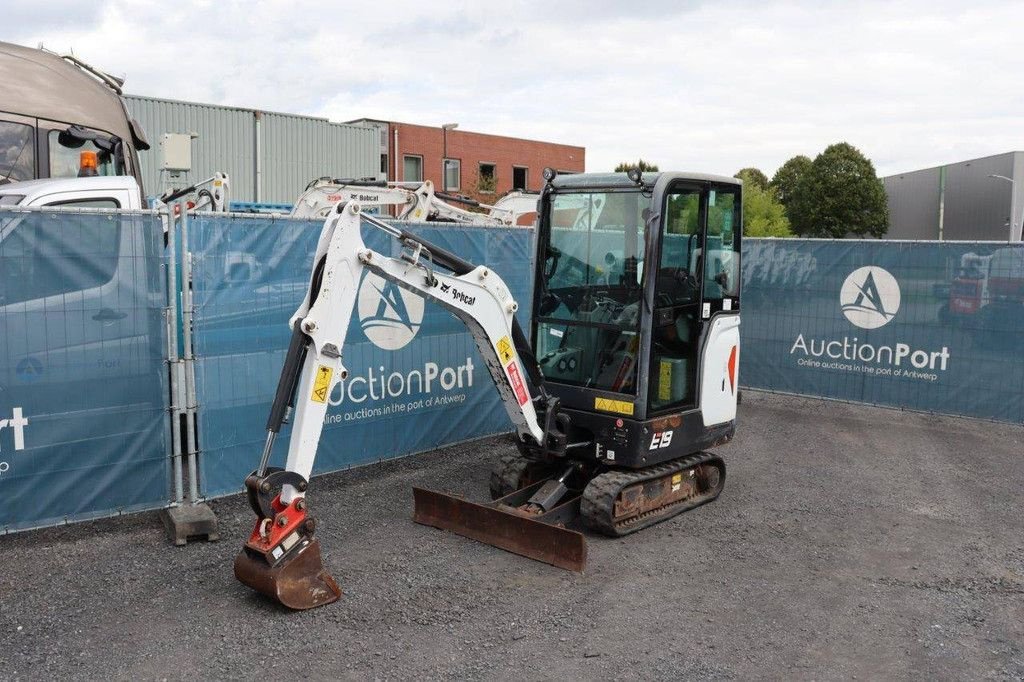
[441,122,458,190]
[988,174,1019,241]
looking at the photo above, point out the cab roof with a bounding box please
[549,171,742,190]
[0,41,138,144]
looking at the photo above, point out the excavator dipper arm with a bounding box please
[235,201,564,609]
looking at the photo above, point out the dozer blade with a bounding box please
[413,486,587,572]
[234,538,341,610]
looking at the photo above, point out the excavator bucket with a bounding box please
[412,481,587,572]
[233,538,341,610]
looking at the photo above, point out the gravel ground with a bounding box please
[1,391,1022,680]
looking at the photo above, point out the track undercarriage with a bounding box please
[413,449,726,571]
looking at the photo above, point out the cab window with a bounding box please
[657,188,702,306]
[703,187,741,305]
[48,129,118,178]
[47,197,121,209]
[535,190,648,394]
[0,121,36,183]
[649,186,703,412]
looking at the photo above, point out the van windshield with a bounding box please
[0,121,35,183]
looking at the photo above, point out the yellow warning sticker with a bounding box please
[594,397,634,416]
[672,473,683,485]
[311,365,333,403]
[496,335,515,364]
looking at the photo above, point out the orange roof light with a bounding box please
[79,150,99,177]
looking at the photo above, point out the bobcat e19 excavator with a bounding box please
[234,169,743,609]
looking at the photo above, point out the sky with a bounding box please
[6,0,1024,177]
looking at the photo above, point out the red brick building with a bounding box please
[348,119,585,202]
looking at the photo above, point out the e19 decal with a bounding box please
[649,431,673,450]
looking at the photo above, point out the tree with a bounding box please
[770,155,812,209]
[734,167,769,191]
[614,159,659,172]
[743,182,792,237]
[787,143,889,238]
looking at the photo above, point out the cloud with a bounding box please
[3,0,108,42]
[7,0,1024,176]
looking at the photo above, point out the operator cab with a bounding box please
[532,170,742,468]
[0,41,148,190]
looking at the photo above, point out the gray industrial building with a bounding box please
[124,95,381,204]
[883,152,1024,241]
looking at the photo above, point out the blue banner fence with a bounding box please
[186,215,535,497]
[741,239,1024,422]
[0,208,171,531]
[2,207,1022,532]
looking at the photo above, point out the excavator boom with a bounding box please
[235,201,569,608]
[290,177,536,226]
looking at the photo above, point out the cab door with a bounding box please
[696,185,741,426]
[647,182,741,423]
[648,183,704,414]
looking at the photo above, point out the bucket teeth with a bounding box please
[234,537,341,610]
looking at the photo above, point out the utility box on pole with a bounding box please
[159,133,194,172]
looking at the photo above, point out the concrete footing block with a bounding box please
[161,503,220,546]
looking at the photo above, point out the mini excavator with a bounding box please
[235,169,743,609]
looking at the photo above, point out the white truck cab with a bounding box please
[0,175,143,210]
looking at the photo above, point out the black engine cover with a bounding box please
[559,406,734,469]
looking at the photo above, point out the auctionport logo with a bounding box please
[840,266,900,329]
[789,264,950,380]
[357,271,424,350]
[332,272,474,422]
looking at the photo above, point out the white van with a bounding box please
[0,176,158,402]
[0,176,144,209]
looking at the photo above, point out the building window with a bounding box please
[513,166,528,191]
[404,155,423,182]
[380,154,388,174]
[478,163,496,194]
[443,158,461,191]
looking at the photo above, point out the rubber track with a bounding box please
[489,454,556,500]
[580,452,726,537]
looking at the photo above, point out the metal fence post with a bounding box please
[159,203,219,545]
[163,209,184,505]
[180,206,201,503]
